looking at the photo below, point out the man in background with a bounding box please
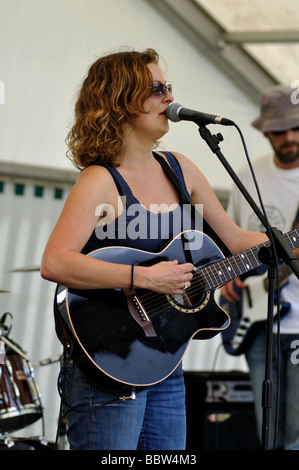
[221,85,299,450]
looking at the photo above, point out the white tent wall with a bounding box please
[0,0,272,444]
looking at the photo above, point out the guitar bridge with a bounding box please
[124,289,157,338]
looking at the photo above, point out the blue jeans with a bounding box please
[61,359,186,450]
[246,329,299,450]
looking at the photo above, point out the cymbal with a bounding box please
[9,265,40,273]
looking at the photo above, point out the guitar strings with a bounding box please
[136,245,259,308]
[131,229,299,320]
[134,252,256,317]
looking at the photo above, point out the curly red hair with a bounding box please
[66,48,160,169]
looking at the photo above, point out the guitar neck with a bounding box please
[201,229,299,291]
[263,261,297,292]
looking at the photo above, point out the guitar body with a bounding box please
[54,227,299,389]
[54,230,230,392]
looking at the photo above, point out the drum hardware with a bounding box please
[0,313,44,435]
[0,314,66,448]
[36,355,61,368]
[9,265,40,273]
[0,341,5,365]
[0,313,30,363]
[0,312,13,338]
[0,336,30,362]
[0,436,53,450]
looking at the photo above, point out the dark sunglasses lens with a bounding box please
[271,130,285,136]
[271,126,299,136]
[152,83,172,96]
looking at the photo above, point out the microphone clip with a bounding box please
[198,126,223,154]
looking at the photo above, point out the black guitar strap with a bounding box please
[90,152,231,257]
[153,152,231,257]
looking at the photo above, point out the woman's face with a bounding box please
[127,62,174,142]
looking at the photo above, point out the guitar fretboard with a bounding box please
[199,229,299,292]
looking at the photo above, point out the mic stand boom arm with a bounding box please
[197,124,299,451]
[197,125,299,278]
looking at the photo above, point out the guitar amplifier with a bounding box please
[205,373,254,403]
[184,371,260,450]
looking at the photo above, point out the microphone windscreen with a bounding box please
[166,103,183,122]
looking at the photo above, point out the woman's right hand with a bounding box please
[135,260,195,295]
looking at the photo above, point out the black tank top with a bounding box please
[82,152,198,254]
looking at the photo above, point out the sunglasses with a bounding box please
[151,82,172,97]
[270,126,299,136]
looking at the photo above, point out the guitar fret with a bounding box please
[222,257,243,283]
[216,259,235,283]
[206,229,299,291]
[286,231,299,250]
[204,264,217,289]
[249,247,259,266]
[201,244,265,290]
[202,257,240,290]
[225,258,237,279]
[195,229,299,294]
[239,252,253,272]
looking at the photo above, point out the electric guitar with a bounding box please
[221,263,293,356]
[54,229,299,392]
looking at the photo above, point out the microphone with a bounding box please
[166,103,235,127]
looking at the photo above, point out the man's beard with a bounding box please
[274,142,299,164]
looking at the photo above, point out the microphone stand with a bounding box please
[197,124,299,450]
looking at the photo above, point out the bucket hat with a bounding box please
[251,85,299,132]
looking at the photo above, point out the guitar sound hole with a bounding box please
[167,288,210,313]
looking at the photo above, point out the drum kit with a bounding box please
[0,266,63,451]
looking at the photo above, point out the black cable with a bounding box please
[232,123,281,449]
[53,354,133,450]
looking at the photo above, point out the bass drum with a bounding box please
[0,344,43,434]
